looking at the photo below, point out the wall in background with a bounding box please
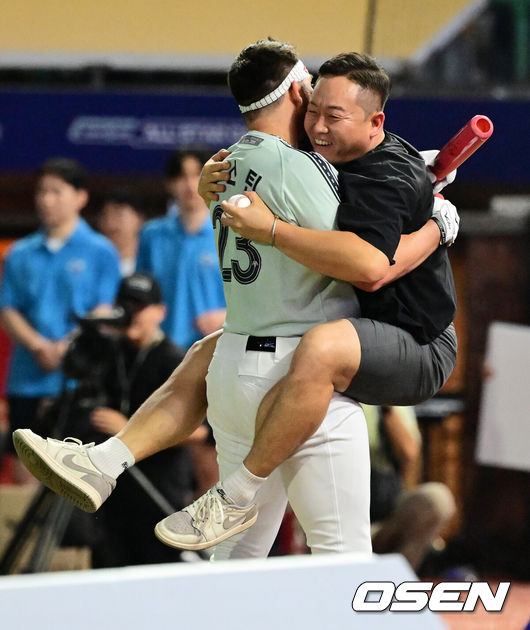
[0,0,476,67]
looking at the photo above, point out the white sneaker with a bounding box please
[154,482,258,550]
[12,429,115,513]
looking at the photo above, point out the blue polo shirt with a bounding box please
[0,219,121,396]
[136,213,225,349]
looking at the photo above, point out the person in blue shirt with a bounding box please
[0,158,121,468]
[97,187,145,278]
[136,150,226,350]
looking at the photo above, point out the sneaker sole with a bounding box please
[153,511,259,551]
[12,430,100,513]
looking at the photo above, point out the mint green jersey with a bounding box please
[211,131,359,336]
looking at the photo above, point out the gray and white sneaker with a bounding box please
[12,429,115,513]
[154,482,258,550]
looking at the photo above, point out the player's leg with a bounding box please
[12,330,221,512]
[206,333,290,559]
[155,333,298,554]
[243,319,457,480]
[244,319,360,477]
[114,330,222,460]
[281,393,371,554]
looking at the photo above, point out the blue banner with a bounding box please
[0,89,526,183]
[0,91,246,175]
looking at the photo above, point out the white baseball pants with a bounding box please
[205,332,372,560]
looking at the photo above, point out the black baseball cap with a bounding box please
[116,273,162,306]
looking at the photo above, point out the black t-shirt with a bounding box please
[337,131,457,344]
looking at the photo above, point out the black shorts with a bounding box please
[342,319,457,406]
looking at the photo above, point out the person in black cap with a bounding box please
[87,273,208,566]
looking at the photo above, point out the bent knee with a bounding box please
[292,320,360,387]
[171,331,221,386]
[186,331,221,364]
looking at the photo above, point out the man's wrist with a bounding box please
[270,215,279,246]
[430,216,445,246]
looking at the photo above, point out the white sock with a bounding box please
[221,464,266,506]
[87,437,135,480]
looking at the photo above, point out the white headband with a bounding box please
[238,60,310,113]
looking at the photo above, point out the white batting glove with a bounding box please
[420,149,457,194]
[431,196,460,247]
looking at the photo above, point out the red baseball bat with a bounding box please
[430,115,494,182]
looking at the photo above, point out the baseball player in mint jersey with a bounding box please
[12,44,458,556]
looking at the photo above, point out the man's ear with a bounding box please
[288,81,305,107]
[370,111,385,133]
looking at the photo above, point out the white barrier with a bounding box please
[0,553,445,630]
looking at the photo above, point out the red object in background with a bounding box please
[0,238,14,483]
[431,115,494,182]
[0,238,14,397]
[0,326,11,397]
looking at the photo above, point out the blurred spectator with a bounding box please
[364,404,456,570]
[0,158,121,481]
[136,149,225,350]
[97,187,145,277]
[79,273,207,566]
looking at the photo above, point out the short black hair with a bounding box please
[37,157,89,190]
[165,149,208,179]
[228,38,299,117]
[101,186,143,214]
[318,52,391,110]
